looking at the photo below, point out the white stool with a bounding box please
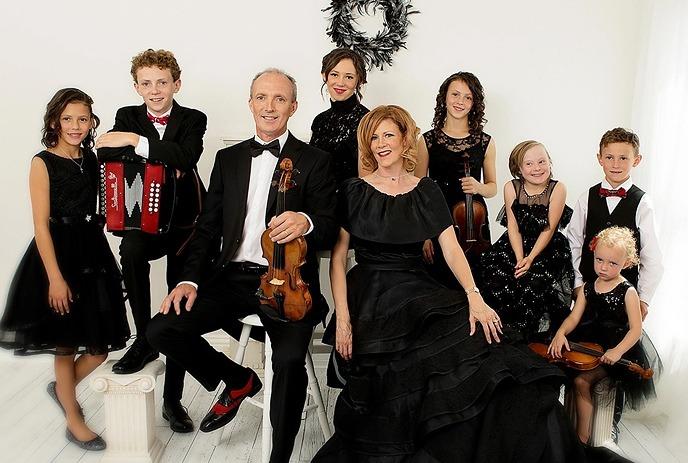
[90,359,165,463]
[564,377,617,446]
[215,314,332,462]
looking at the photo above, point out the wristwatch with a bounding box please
[465,286,480,295]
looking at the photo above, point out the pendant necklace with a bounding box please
[373,170,411,182]
[57,147,84,173]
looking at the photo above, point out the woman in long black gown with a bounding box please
[314,105,628,463]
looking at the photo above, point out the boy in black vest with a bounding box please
[96,49,207,433]
[567,127,663,442]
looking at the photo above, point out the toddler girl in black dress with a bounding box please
[549,226,659,445]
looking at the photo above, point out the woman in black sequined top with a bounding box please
[310,48,369,186]
[419,72,497,287]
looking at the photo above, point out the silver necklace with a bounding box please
[373,170,411,182]
[57,148,84,173]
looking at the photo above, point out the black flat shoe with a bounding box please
[65,428,106,451]
[162,400,194,433]
[112,339,159,374]
[200,370,262,433]
[47,382,84,417]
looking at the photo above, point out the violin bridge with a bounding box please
[269,278,285,286]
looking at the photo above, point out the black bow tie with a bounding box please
[250,139,280,158]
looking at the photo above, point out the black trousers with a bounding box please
[119,229,187,401]
[147,268,316,463]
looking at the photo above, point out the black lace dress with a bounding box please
[310,96,369,186]
[0,150,129,355]
[315,177,587,463]
[424,128,492,288]
[571,280,660,410]
[480,179,574,341]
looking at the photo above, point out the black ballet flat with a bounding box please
[47,382,83,417]
[65,428,106,451]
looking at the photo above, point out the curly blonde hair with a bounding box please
[358,105,418,173]
[130,49,181,82]
[591,226,640,267]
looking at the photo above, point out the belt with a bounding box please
[224,261,268,274]
[50,214,105,226]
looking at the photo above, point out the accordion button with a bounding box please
[148,208,153,212]
[153,208,159,212]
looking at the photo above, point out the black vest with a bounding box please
[580,183,644,287]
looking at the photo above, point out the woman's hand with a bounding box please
[336,317,353,361]
[422,239,434,264]
[600,348,622,365]
[460,176,482,195]
[468,295,502,344]
[49,278,73,315]
[548,332,569,358]
[514,255,533,278]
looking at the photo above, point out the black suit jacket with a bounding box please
[97,100,207,228]
[182,132,338,304]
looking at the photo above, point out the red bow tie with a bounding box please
[599,187,627,198]
[147,113,169,125]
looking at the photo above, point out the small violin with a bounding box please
[529,341,653,380]
[451,155,490,257]
[256,158,312,321]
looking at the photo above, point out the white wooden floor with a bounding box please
[0,351,683,463]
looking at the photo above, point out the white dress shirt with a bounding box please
[567,177,663,306]
[134,107,172,158]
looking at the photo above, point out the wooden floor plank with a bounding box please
[1,355,686,463]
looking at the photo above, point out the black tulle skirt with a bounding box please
[317,259,588,462]
[0,219,129,355]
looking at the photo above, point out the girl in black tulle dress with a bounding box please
[315,106,595,463]
[418,72,498,289]
[549,226,660,445]
[0,89,129,450]
[480,140,574,341]
[310,48,369,186]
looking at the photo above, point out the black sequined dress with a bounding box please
[571,280,660,410]
[310,96,369,186]
[480,179,574,340]
[424,128,492,287]
[0,150,130,355]
[314,177,587,463]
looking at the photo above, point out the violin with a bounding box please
[256,158,313,321]
[528,341,653,380]
[451,155,491,256]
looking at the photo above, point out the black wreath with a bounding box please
[324,0,419,71]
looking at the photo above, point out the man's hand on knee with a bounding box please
[160,284,197,315]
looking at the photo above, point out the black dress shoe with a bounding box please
[112,339,159,374]
[162,400,194,433]
[200,370,262,433]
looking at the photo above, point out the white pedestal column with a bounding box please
[90,359,165,463]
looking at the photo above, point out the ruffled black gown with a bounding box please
[0,150,129,355]
[315,177,588,462]
[480,179,574,341]
[310,96,369,187]
[571,280,661,411]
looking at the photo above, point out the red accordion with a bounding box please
[99,161,176,234]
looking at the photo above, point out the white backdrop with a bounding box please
[5,0,684,440]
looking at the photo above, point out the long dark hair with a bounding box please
[431,72,487,134]
[320,48,368,100]
[42,88,100,149]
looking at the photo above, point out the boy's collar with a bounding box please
[144,100,176,118]
[602,176,633,191]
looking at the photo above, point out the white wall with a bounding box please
[0,0,648,309]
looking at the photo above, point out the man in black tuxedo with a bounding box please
[147,68,337,462]
[96,49,206,433]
